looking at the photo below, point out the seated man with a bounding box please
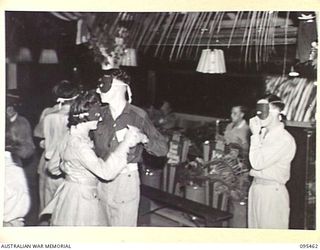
[223,106,250,154]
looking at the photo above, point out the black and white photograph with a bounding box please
[4,10,317,232]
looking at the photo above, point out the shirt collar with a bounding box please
[103,102,131,117]
[10,113,18,122]
[122,102,131,114]
[265,123,285,138]
[232,119,246,129]
[236,120,246,128]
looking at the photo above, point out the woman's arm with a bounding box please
[75,126,144,180]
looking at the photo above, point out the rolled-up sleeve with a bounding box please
[142,115,168,157]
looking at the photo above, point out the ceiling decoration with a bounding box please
[65,11,300,69]
[7,11,317,73]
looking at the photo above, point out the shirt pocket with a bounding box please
[113,173,139,204]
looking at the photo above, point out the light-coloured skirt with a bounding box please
[41,179,107,226]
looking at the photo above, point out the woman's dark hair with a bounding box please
[101,69,131,85]
[68,90,101,127]
[52,80,79,100]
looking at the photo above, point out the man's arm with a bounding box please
[249,134,294,170]
[142,115,168,157]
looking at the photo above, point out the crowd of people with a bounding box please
[4,68,296,229]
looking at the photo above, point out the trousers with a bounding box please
[248,179,290,229]
[98,170,140,226]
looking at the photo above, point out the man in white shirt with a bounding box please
[248,94,296,229]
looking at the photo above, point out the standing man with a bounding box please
[248,94,296,229]
[94,69,168,226]
[224,105,250,153]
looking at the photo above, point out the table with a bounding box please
[140,184,233,227]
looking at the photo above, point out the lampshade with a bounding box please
[196,49,226,74]
[121,48,137,66]
[16,47,32,62]
[39,49,59,64]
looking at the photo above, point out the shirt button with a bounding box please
[128,174,131,177]
[113,124,116,128]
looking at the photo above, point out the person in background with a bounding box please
[156,100,176,131]
[34,85,61,213]
[6,92,35,162]
[4,119,31,226]
[223,105,250,154]
[248,94,296,229]
[41,80,79,215]
[40,91,146,226]
[94,69,168,226]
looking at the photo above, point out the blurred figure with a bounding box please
[157,100,176,130]
[40,91,146,226]
[248,94,296,229]
[40,81,79,215]
[4,120,31,226]
[6,92,35,162]
[224,106,250,153]
[34,85,62,213]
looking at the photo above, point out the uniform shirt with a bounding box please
[93,103,168,163]
[43,106,69,161]
[249,123,296,184]
[224,120,250,151]
[34,104,60,139]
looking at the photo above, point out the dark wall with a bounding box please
[286,126,316,229]
[152,69,264,119]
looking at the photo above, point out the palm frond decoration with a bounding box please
[85,11,299,69]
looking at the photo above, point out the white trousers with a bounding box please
[248,180,290,229]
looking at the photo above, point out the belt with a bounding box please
[253,178,283,186]
[120,163,138,174]
[65,176,98,186]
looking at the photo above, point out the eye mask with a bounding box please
[256,103,269,120]
[97,75,113,93]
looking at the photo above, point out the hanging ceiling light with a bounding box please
[196,49,226,74]
[39,49,59,64]
[298,13,316,22]
[16,47,33,62]
[288,66,300,77]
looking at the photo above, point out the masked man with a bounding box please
[94,69,168,226]
[248,94,296,229]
